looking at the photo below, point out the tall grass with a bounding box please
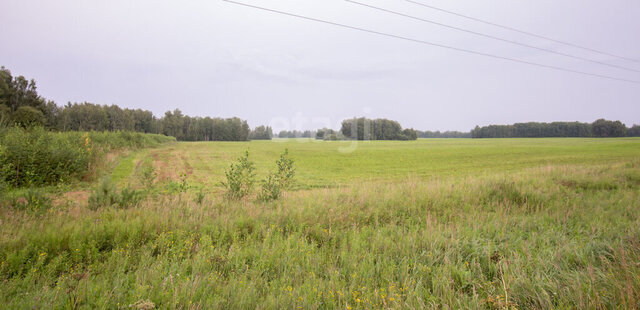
[0,127,174,187]
[0,159,638,308]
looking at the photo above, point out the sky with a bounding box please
[1,0,639,132]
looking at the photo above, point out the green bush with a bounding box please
[88,178,119,210]
[118,187,145,209]
[139,162,157,189]
[0,127,175,188]
[257,174,282,202]
[0,127,90,187]
[222,150,256,200]
[88,178,145,210]
[258,149,295,202]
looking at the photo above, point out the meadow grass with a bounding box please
[123,138,640,190]
[0,138,639,309]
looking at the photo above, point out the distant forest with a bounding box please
[0,66,262,141]
[472,120,640,138]
[1,66,638,141]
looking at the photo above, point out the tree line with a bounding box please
[471,120,640,138]
[277,130,315,139]
[337,118,418,140]
[276,119,420,141]
[0,66,269,141]
[3,66,637,141]
[416,130,471,138]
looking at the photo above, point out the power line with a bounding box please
[404,0,640,64]
[346,0,640,74]
[221,0,640,85]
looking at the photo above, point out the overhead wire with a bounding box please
[404,0,640,64]
[222,0,640,85]
[345,0,640,74]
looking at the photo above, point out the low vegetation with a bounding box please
[0,127,174,188]
[222,150,256,200]
[0,153,638,308]
[258,149,295,202]
[87,178,145,210]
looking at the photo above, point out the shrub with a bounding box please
[258,149,295,202]
[258,174,282,202]
[88,178,119,210]
[222,150,255,200]
[0,127,90,187]
[0,128,175,189]
[118,187,145,209]
[88,178,145,210]
[139,162,157,189]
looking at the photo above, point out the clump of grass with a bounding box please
[222,150,255,200]
[159,172,190,195]
[258,149,295,202]
[623,171,640,186]
[129,299,156,310]
[88,178,119,210]
[88,177,145,210]
[118,187,145,208]
[559,178,619,192]
[194,188,206,205]
[483,180,540,207]
[3,187,53,211]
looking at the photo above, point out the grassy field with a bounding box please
[113,138,640,190]
[1,138,639,309]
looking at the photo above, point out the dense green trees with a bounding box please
[58,102,109,131]
[471,120,631,138]
[628,125,640,137]
[277,130,314,138]
[11,106,45,128]
[1,66,50,126]
[315,128,337,140]
[213,117,250,141]
[340,118,418,140]
[416,130,471,138]
[158,112,250,141]
[0,67,256,141]
[56,104,251,142]
[0,67,43,113]
[249,126,273,140]
[591,119,626,137]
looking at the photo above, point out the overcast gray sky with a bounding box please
[2,0,639,131]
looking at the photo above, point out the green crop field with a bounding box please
[1,138,640,309]
[112,138,640,189]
